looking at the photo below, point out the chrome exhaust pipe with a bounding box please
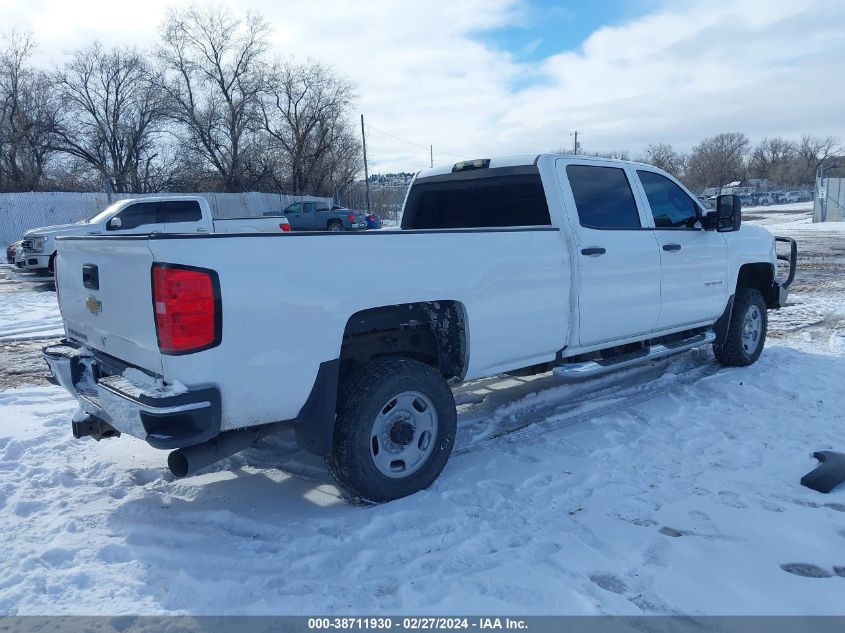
[168,427,265,477]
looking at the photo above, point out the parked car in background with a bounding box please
[276,201,367,231]
[14,244,26,269]
[782,191,802,203]
[738,195,754,207]
[365,213,383,230]
[5,240,22,264]
[21,197,290,274]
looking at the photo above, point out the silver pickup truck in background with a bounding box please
[21,196,291,274]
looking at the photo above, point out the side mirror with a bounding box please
[108,216,122,229]
[715,194,741,232]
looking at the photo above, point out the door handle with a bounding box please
[580,247,606,256]
[662,244,682,252]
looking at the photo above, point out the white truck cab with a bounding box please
[44,155,797,502]
[21,196,290,273]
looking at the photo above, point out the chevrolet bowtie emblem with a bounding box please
[86,296,102,315]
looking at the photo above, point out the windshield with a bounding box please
[81,202,124,224]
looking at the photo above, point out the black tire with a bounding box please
[327,357,457,503]
[327,221,342,232]
[713,287,767,366]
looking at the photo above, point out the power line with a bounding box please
[364,123,465,159]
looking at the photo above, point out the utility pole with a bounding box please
[361,114,371,212]
[430,145,434,168]
[573,131,579,155]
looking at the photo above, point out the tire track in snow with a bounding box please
[454,358,722,456]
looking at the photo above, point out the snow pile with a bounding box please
[113,368,188,399]
[767,219,845,232]
[747,202,813,213]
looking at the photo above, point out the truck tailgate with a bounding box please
[56,237,163,374]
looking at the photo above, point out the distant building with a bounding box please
[368,172,415,188]
[747,178,771,192]
[721,180,754,196]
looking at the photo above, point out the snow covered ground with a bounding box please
[0,272,62,344]
[1,210,844,615]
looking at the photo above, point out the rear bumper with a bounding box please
[43,340,221,449]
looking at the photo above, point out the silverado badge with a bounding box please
[86,296,102,315]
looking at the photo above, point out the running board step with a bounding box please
[553,331,716,380]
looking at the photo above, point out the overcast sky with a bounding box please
[2,0,843,173]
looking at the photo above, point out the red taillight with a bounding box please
[152,264,220,354]
[348,213,355,222]
[280,223,291,231]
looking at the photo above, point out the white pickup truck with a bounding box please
[20,196,291,273]
[44,155,797,502]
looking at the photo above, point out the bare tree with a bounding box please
[259,59,360,195]
[795,134,840,183]
[53,43,166,193]
[580,149,632,161]
[0,31,57,192]
[158,5,270,192]
[748,137,796,182]
[685,132,749,191]
[642,142,684,178]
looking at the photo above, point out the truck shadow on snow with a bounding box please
[111,345,844,510]
[119,348,723,506]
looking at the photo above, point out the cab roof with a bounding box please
[415,153,653,179]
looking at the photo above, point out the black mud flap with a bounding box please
[800,451,845,493]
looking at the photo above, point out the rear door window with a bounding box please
[402,171,551,229]
[566,165,641,229]
[161,200,202,224]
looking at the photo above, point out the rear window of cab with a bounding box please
[401,168,551,230]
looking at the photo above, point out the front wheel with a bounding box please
[714,287,767,366]
[327,357,457,503]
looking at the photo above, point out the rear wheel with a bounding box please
[327,357,456,502]
[714,287,767,366]
[327,221,342,232]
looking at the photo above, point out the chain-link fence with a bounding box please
[813,177,845,222]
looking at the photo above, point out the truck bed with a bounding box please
[55,228,571,430]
